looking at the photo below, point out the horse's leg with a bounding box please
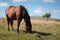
[17,18,22,33]
[10,19,14,31]
[7,19,10,32]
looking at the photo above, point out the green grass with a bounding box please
[0,17,60,40]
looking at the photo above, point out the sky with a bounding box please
[0,0,60,19]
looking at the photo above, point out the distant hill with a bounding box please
[31,16,60,22]
[0,16,60,22]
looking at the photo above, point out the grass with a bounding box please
[0,17,60,40]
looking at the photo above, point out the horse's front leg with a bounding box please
[17,18,22,33]
[17,20,20,33]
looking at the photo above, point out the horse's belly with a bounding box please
[12,17,16,20]
[11,15,17,20]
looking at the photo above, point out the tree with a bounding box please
[42,12,51,21]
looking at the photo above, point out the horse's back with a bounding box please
[6,6,21,19]
[6,6,15,17]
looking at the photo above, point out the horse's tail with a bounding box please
[21,6,32,33]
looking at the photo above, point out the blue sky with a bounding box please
[0,0,60,19]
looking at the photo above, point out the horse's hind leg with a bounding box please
[7,19,10,32]
[10,19,14,31]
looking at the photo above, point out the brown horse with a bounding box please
[6,5,32,33]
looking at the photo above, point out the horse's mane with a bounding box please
[20,5,30,18]
[20,5,28,14]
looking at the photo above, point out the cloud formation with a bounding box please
[13,0,36,2]
[42,0,56,3]
[13,0,28,2]
[52,9,60,13]
[33,7,43,14]
[0,0,9,7]
[0,2,9,7]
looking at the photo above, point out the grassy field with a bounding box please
[0,17,60,40]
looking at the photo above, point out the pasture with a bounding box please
[0,16,60,40]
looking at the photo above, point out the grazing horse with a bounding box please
[6,5,32,33]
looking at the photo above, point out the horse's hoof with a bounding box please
[8,29,10,32]
[12,29,15,32]
[8,30,10,32]
[17,32,20,33]
[16,30,20,34]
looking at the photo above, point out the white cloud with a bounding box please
[33,7,43,14]
[0,2,9,7]
[13,0,36,2]
[42,0,56,3]
[52,10,60,13]
[13,0,28,2]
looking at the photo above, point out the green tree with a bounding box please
[42,12,51,21]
